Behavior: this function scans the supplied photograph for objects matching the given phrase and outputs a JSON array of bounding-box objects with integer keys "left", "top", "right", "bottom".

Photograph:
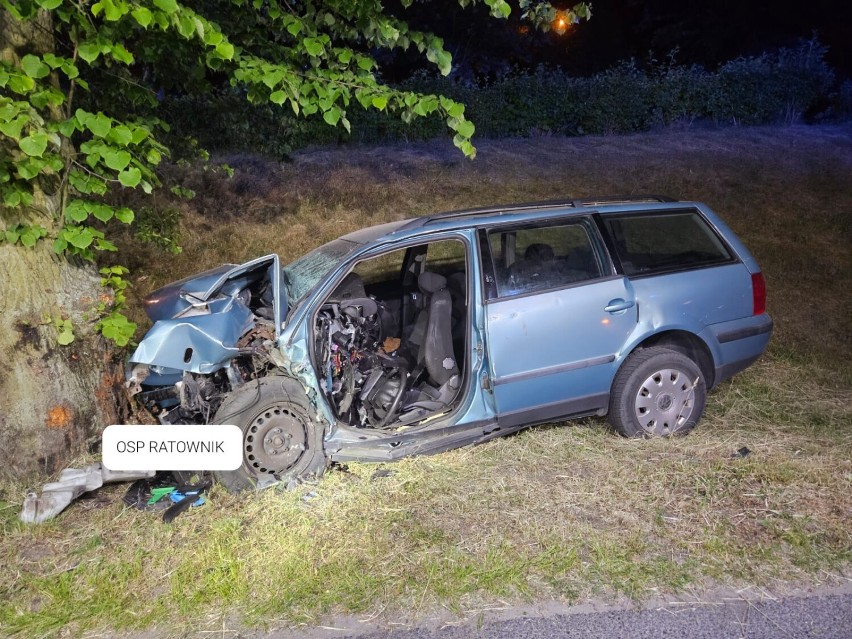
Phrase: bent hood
[{"left": 130, "top": 255, "right": 284, "bottom": 375}]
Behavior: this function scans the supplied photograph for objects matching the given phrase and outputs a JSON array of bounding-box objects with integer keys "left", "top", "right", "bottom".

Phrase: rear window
[{"left": 602, "top": 211, "right": 733, "bottom": 276}]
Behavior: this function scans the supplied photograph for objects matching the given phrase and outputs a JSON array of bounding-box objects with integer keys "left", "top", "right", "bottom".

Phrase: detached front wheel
[
  {"left": 609, "top": 346, "right": 706, "bottom": 437},
  {"left": 213, "top": 376, "right": 326, "bottom": 492}
]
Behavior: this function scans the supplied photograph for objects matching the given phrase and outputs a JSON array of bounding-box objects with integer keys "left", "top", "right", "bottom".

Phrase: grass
[{"left": 1, "top": 124, "right": 851, "bottom": 637}]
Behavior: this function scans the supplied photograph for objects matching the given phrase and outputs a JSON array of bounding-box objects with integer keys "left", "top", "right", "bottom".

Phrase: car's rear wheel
[
  {"left": 213, "top": 376, "right": 326, "bottom": 492},
  {"left": 609, "top": 346, "right": 706, "bottom": 437}
]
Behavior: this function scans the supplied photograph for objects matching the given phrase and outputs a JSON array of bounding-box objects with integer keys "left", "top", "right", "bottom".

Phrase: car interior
[{"left": 313, "top": 239, "right": 468, "bottom": 430}]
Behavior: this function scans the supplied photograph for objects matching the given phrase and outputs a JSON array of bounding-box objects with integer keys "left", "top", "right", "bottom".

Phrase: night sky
[{"left": 386, "top": 0, "right": 852, "bottom": 80}]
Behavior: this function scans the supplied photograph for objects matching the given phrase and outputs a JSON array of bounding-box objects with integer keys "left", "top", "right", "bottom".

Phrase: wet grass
[{"left": 1, "top": 124, "right": 851, "bottom": 637}]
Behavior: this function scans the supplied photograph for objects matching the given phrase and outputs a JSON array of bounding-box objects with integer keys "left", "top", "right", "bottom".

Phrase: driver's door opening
[{"left": 314, "top": 238, "right": 468, "bottom": 430}]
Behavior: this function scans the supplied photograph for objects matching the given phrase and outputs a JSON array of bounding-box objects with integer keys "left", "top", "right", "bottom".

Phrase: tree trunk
[
  {"left": 0, "top": 242, "right": 130, "bottom": 480},
  {"left": 0, "top": 10, "right": 129, "bottom": 481}
]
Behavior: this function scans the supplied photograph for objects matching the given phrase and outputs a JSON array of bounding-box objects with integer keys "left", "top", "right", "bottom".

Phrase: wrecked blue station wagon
[{"left": 126, "top": 196, "right": 772, "bottom": 490}]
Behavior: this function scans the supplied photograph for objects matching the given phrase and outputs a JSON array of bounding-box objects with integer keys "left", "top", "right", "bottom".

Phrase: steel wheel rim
[
  {"left": 633, "top": 367, "right": 695, "bottom": 435},
  {"left": 244, "top": 403, "right": 308, "bottom": 476}
]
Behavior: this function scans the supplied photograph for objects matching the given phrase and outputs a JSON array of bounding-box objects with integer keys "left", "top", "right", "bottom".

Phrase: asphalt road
[{"left": 270, "top": 587, "right": 852, "bottom": 639}]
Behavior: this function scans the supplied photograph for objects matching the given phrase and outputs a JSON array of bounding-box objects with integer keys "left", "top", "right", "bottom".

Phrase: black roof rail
[{"left": 398, "top": 194, "right": 678, "bottom": 231}]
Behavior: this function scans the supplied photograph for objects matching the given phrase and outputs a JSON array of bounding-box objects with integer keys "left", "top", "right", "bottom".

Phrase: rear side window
[
  {"left": 487, "top": 221, "right": 604, "bottom": 297},
  {"left": 601, "top": 211, "right": 733, "bottom": 276}
]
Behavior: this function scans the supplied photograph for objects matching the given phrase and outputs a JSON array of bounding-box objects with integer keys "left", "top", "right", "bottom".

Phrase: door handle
[{"left": 604, "top": 298, "right": 635, "bottom": 313}]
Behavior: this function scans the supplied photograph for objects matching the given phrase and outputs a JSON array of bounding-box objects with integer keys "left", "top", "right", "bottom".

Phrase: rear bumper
[{"left": 708, "top": 314, "right": 773, "bottom": 386}]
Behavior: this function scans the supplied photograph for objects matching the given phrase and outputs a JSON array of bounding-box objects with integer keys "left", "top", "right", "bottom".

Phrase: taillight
[{"left": 751, "top": 272, "right": 766, "bottom": 315}]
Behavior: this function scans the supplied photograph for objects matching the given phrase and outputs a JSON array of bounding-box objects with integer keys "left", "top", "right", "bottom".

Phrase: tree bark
[{"left": 1, "top": 10, "right": 129, "bottom": 481}]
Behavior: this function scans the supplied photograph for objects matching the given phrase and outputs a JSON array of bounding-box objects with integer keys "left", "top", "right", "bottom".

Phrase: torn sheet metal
[{"left": 20, "top": 464, "right": 155, "bottom": 524}]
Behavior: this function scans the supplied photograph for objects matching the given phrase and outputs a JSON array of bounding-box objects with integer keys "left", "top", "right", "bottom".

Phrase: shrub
[{"left": 164, "top": 39, "right": 840, "bottom": 156}]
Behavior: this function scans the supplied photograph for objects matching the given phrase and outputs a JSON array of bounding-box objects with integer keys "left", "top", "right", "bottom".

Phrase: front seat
[{"left": 399, "top": 272, "right": 461, "bottom": 422}]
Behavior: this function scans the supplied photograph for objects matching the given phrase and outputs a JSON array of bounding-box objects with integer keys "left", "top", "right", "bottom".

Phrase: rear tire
[
  {"left": 213, "top": 376, "right": 326, "bottom": 492},
  {"left": 609, "top": 346, "right": 706, "bottom": 437}
]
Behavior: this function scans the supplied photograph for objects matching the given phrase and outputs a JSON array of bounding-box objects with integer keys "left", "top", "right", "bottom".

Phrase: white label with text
[{"left": 102, "top": 424, "right": 242, "bottom": 470}]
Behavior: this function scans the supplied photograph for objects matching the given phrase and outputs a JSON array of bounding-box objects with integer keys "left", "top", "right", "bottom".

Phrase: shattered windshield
[{"left": 283, "top": 238, "right": 360, "bottom": 304}]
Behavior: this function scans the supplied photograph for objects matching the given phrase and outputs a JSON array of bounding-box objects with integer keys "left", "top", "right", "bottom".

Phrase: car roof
[{"left": 340, "top": 195, "right": 690, "bottom": 245}]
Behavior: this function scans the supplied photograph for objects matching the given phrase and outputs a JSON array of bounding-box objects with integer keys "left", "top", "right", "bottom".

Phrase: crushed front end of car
[{"left": 126, "top": 255, "right": 289, "bottom": 425}]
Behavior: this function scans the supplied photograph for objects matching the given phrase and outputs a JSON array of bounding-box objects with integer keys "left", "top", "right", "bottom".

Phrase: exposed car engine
[{"left": 315, "top": 299, "right": 410, "bottom": 429}]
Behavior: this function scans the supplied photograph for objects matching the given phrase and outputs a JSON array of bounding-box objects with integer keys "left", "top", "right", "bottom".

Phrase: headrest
[
  {"left": 524, "top": 243, "right": 554, "bottom": 262},
  {"left": 418, "top": 271, "right": 447, "bottom": 294}
]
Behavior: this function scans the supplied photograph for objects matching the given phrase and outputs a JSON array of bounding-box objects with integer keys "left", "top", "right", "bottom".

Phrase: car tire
[
  {"left": 609, "top": 346, "right": 706, "bottom": 438},
  {"left": 213, "top": 376, "right": 326, "bottom": 492}
]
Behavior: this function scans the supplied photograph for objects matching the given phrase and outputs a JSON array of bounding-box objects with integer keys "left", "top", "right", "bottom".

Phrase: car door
[{"left": 480, "top": 218, "right": 638, "bottom": 427}]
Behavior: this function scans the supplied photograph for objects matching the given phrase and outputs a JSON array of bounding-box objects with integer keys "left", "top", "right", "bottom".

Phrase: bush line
[{"left": 164, "top": 39, "right": 848, "bottom": 158}]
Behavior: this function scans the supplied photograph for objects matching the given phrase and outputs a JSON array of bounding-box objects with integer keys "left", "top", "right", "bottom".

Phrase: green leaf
[
  {"left": 104, "top": 149, "right": 131, "bottom": 171},
  {"left": 146, "top": 148, "right": 162, "bottom": 164},
  {"left": 17, "top": 157, "right": 47, "bottom": 179},
  {"left": 441, "top": 97, "right": 464, "bottom": 118},
  {"left": 132, "top": 7, "right": 152, "bottom": 27},
  {"left": 4, "top": 190, "right": 20, "bottom": 207},
  {"left": 436, "top": 50, "right": 452, "bottom": 76},
  {"left": 37, "top": 0, "right": 63, "bottom": 9},
  {"left": 203, "top": 29, "right": 223, "bottom": 46},
  {"left": 20, "top": 225, "right": 46, "bottom": 247},
  {"left": 110, "top": 44, "right": 134, "bottom": 65},
  {"left": 0, "top": 115, "right": 27, "bottom": 140},
  {"left": 92, "top": 204, "right": 114, "bottom": 222},
  {"left": 107, "top": 125, "right": 133, "bottom": 146},
  {"left": 269, "top": 90, "right": 286, "bottom": 105},
  {"left": 323, "top": 106, "right": 341, "bottom": 126},
  {"left": 67, "top": 227, "right": 95, "bottom": 249},
  {"left": 118, "top": 166, "right": 141, "bottom": 187},
  {"left": 262, "top": 69, "right": 285, "bottom": 89},
  {"left": 65, "top": 200, "right": 89, "bottom": 222},
  {"left": 98, "top": 313, "right": 136, "bottom": 346},
  {"left": 19, "top": 132, "right": 48, "bottom": 157},
  {"left": 215, "top": 41, "right": 235, "bottom": 60},
  {"left": 52, "top": 237, "right": 68, "bottom": 253},
  {"left": 87, "top": 114, "right": 111, "bottom": 138},
  {"left": 57, "top": 327, "right": 75, "bottom": 345},
  {"left": 153, "top": 0, "right": 177, "bottom": 13},
  {"left": 60, "top": 61, "right": 79, "bottom": 79},
  {"left": 303, "top": 37, "right": 324, "bottom": 57},
  {"left": 456, "top": 119, "right": 475, "bottom": 138},
  {"left": 7, "top": 74, "right": 35, "bottom": 94},
  {"left": 21, "top": 55, "right": 50, "bottom": 79},
  {"left": 115, "top": 207, "right": 134, "bottom": 223},
  {"left": 78, "top": 42, "right": 101, "bottom": 63},
  {"left": 100, "top": 0, "right": 127, "bottom": 21},
  {"left": 371, "top": 95, "right": 388, "bottom": 110},
  {"left": 130, "top": 126, "right": 149, "bottom": 144}
]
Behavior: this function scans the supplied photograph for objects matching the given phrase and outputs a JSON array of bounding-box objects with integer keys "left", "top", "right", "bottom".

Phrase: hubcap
[
  {"left": 634, "top": 368, "right": 695, "bottom": 435},
  {"left": 244, "top": 404, "right": 308, "bottom": 476}
]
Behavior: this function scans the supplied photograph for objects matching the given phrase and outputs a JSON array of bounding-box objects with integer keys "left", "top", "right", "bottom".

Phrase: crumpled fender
[{"left": 129, "top": 302, "right": 254, "bottom": 374}]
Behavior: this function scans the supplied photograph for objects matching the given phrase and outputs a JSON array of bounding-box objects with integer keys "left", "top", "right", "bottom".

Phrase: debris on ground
[
  {"left": 371, "top": 468, "right": 396, "bottom": 481},
  {"left": 20, "top": 464, "right": 156, "bottom": 524},
  {"left": 122, "top": 471, "right": 211, "bottom": 523}
]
